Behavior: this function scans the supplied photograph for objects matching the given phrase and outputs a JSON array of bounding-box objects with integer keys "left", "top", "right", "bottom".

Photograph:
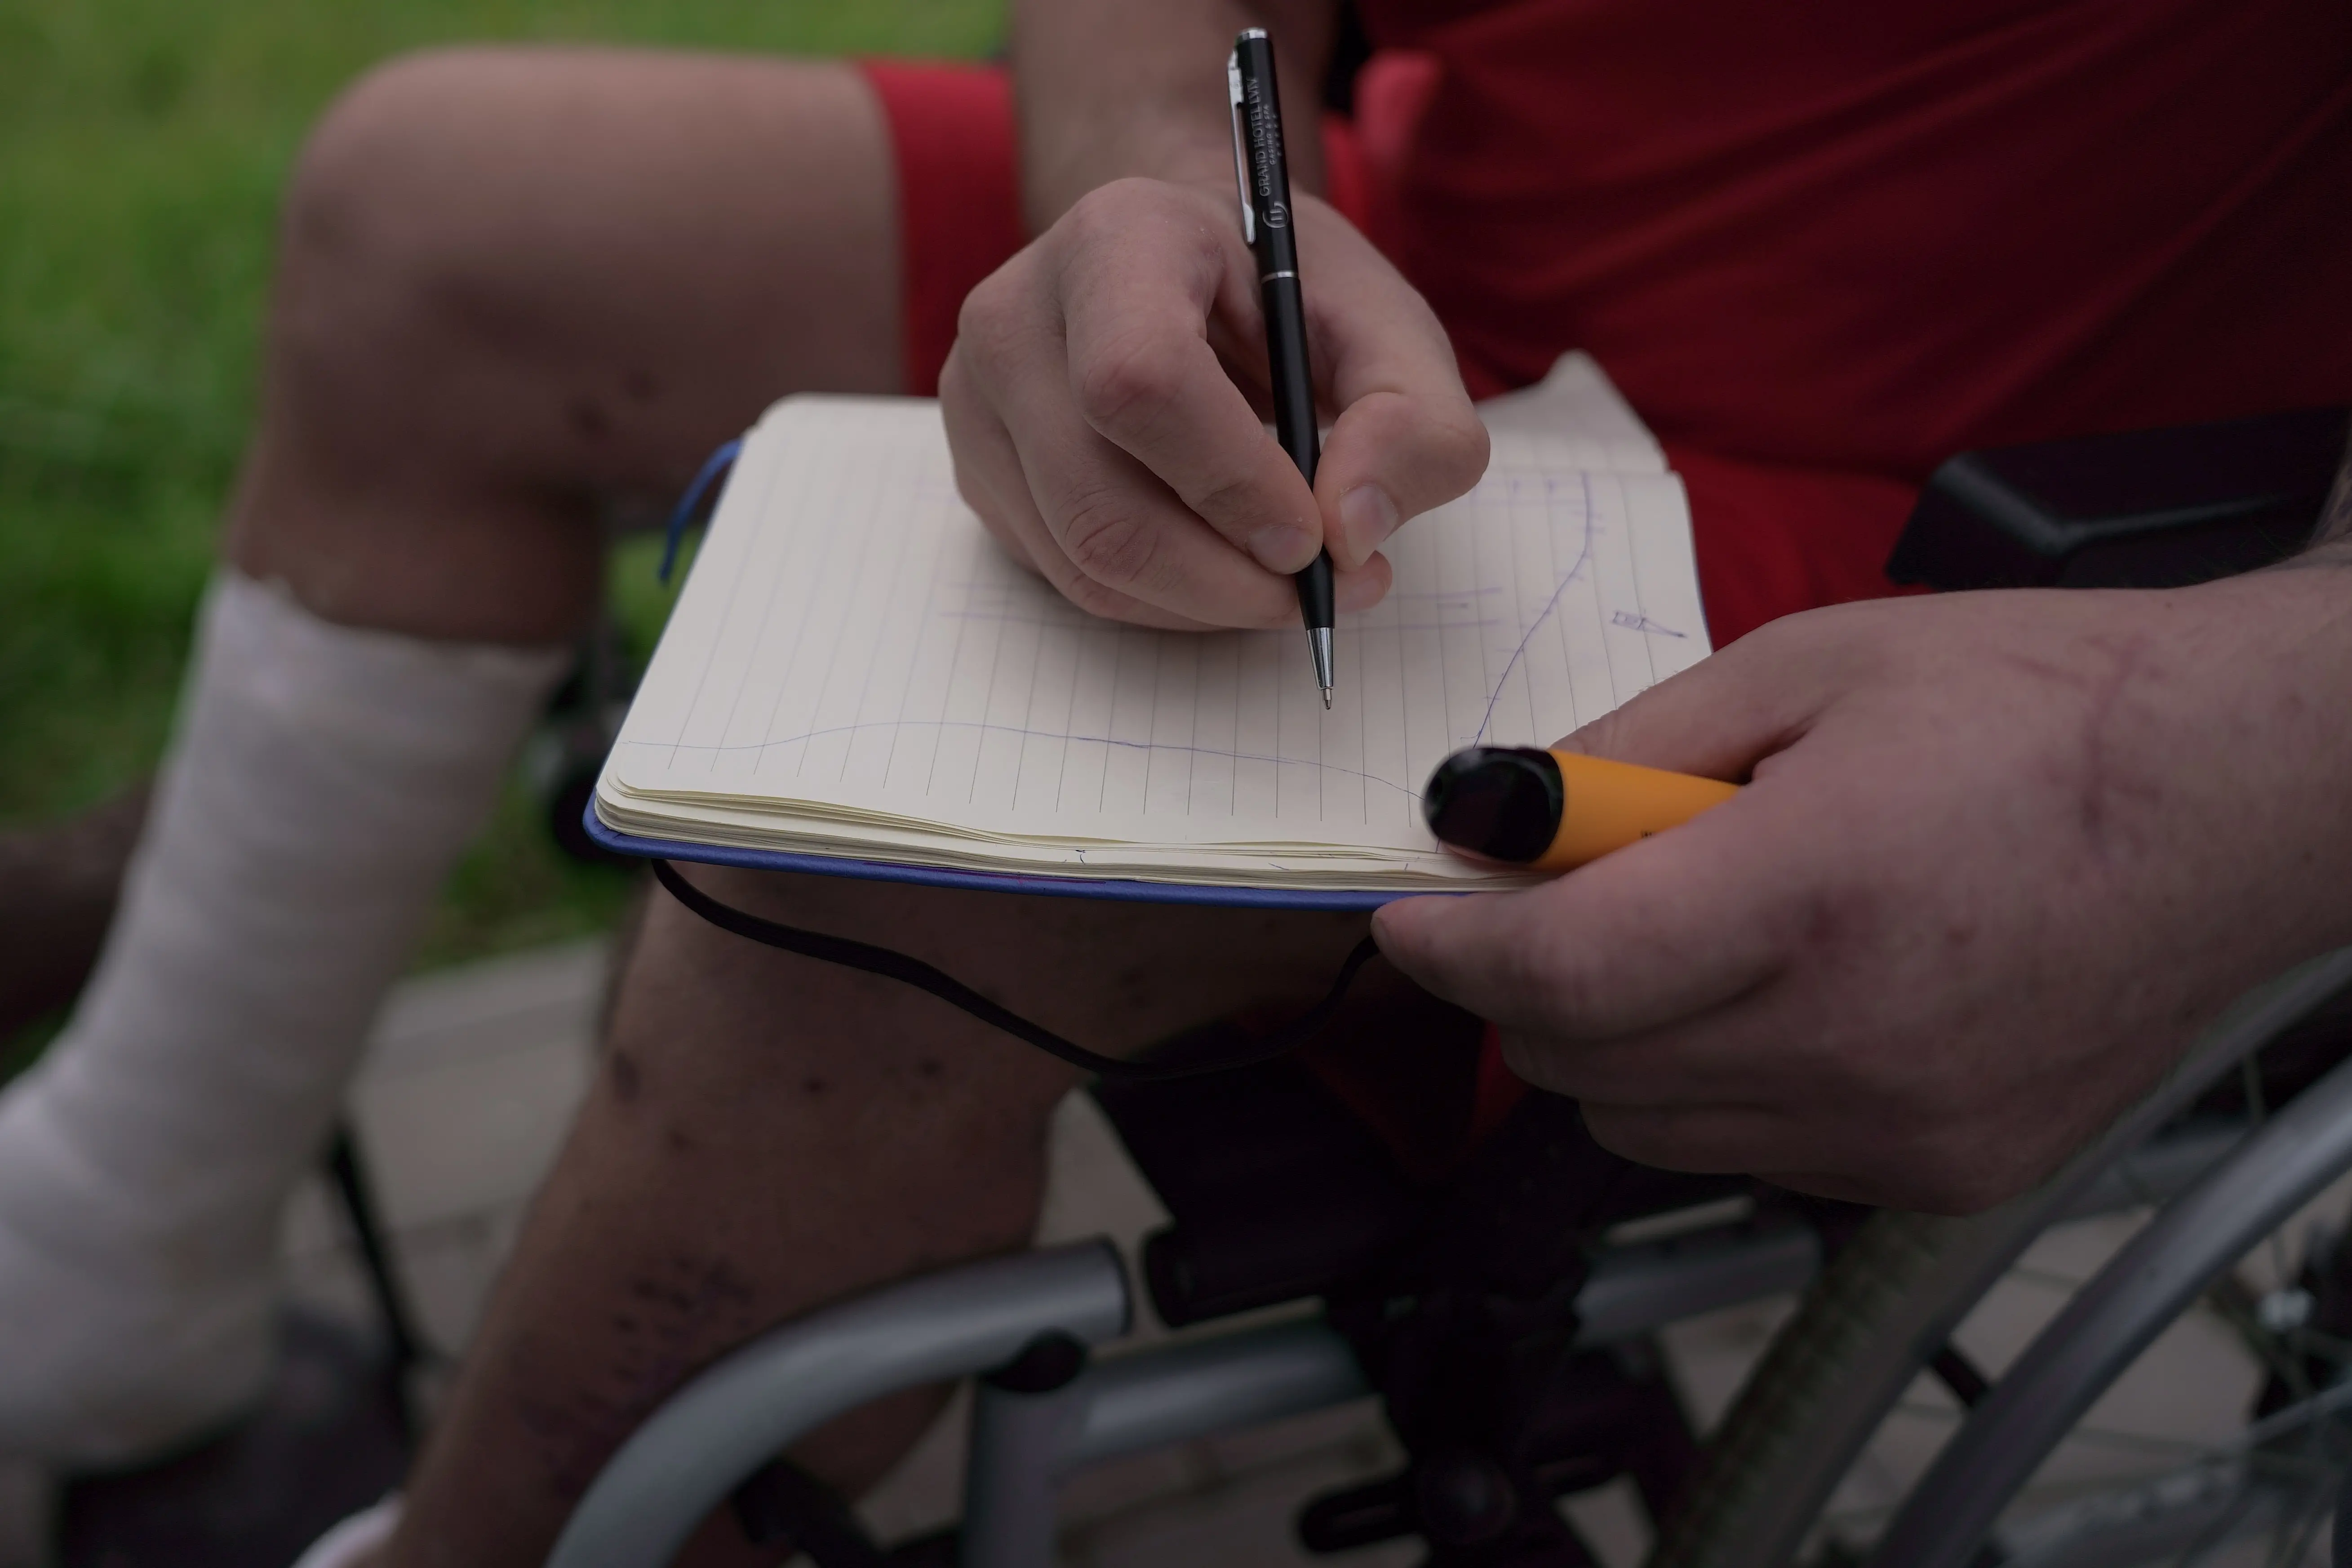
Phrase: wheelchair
[{"left": 528, "top": 407, "right": 2352, "bottom": 1568}]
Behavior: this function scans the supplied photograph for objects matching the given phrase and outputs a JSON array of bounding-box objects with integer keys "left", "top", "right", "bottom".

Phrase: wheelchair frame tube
[
  {"left": 544, "top": 954, "right": 2352, "bottom": 1568},
  {"left": 545, "top": 1240, "right": 1130, "bottom": 1568},
  {"left": 963, "top": 1316, "right": 1368, "bottom": 1568}
]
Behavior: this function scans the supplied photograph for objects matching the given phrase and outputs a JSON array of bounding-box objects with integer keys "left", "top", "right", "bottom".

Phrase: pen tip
[{"left": 1322, "top": 689, "right": 1333, "bottom": 710}]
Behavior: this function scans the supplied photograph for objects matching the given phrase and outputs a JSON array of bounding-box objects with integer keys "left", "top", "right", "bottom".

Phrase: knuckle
[
  {"left": 954, "top": 265, "right": 1033, "bottom": 368},
  {"left": 1059, "top": 181, "right": 1137, "bottom": 247},
  {"left": 1059, "top": 486, "right": 1163, "bottom": 590},
  {"left": 1016, "top": 529, "right": 1122, "bottom": 617},
  {"left": 1189, "top": 471, "right": 1268, "bottom": 532},
  {"left": 1073, "top": 331, "right": 1189, "bottom": 441},
  {"left": 1063, "top": 177, "right": 1193, "bottom": 247}
]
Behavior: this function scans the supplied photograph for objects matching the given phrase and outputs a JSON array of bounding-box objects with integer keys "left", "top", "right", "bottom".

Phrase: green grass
[{"left": 0, "top": 0, "right": 1001, "bottom": 969}]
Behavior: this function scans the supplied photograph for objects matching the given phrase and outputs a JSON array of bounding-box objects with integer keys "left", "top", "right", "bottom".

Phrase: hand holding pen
[{"left": 933, "top": 37, "right": 1486, "bottom": 642}]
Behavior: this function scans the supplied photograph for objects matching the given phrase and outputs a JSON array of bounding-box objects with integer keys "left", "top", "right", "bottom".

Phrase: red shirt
[{"left": 1346, "top": 0, "right": 2352, "bottom": 639}]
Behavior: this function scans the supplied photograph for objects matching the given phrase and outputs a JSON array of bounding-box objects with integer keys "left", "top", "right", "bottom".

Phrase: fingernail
[
  {"left": 1248, "top": 523, "right": 1314, "bottom": 573},
  {"left": 1340, "top": 484, "right": 1400, "bottom": 561}
]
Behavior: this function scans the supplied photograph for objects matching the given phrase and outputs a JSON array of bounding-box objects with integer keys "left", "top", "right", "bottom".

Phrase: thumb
[{"left": 1318, "top": 388, "right": 1491, "bottom": 570}]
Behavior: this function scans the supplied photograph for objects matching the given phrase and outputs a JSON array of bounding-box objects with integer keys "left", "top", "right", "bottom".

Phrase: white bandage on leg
[{"left": 0, "top": 572, "right": 568, "bottom": 1466}]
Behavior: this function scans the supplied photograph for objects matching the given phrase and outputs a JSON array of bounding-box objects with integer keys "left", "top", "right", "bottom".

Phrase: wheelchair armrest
[{"left": 1886, "top": 407, "right": 2347, "bottom": 592}]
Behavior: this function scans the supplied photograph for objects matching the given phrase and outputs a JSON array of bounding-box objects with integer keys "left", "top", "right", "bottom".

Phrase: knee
[{"left": 268, "top": 49, "right": 524, "bottom": 408}]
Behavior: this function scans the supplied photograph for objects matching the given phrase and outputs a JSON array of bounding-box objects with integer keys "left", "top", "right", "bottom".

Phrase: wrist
[
  {"left": 1009, "top": 1, "right": 1334, "bottom": 233},
  {"left": 1020, "top": 122, "right": 1239, "bottom": 233},
  {"left": 2157, "top": 569, "right": 2352, "bottom": 964}
]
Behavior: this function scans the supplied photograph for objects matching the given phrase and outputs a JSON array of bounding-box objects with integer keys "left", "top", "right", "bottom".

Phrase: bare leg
[
  {"left": 222, "top": 44, "right": 1397, "bottom": 1567},
  {"left": 1, "top": 44, "right": 921, "bottom": 1472},
  {"left": 389, "top": 867, "right": 1386, "bottom": 1566},
  {"left": 228, "top": 44, "right": 900, "bottom": 641}
]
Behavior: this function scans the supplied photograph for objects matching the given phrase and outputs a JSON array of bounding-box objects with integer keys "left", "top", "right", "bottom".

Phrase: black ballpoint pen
[{"left": 1228, "top": 29, "right": 1336, "bottom": 708}]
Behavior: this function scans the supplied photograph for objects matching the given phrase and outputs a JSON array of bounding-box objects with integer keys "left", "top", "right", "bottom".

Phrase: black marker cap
[{"left": 1422, "top": 747, "right": 1565, "bottom": 863}]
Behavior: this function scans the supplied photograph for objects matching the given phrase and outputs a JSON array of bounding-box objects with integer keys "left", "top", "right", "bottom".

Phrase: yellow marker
[{"left": 1421, "top": 747, "right": 1739, "bottom": 871}]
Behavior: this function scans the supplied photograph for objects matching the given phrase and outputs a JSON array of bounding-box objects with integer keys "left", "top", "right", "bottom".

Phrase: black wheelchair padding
[
  {"left": 1095, "top": 1012, "right": 1755, "bottom": 1563},
  {"left": 1888, "top": 405, "right": 2346, "bottom": 591}
]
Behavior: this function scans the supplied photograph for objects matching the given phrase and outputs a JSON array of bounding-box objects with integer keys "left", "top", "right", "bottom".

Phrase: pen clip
[{"left": 1226, "top": 49, "right": 1256, "bottom": 247}]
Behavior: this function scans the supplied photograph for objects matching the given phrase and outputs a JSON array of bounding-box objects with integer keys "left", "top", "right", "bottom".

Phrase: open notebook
[{"left": 592, "top": 353, "right": 1711, "bottom": 901}]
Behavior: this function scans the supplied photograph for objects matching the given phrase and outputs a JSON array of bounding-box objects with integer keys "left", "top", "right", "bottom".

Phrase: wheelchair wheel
[{"left": 1654, "top": 951, "right": 2352, "bottom": 1568}]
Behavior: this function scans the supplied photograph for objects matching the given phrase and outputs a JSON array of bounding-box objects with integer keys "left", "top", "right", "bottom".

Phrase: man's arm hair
[{"left": 1010, "top": 0, "right": 1338, "bottom": 232}]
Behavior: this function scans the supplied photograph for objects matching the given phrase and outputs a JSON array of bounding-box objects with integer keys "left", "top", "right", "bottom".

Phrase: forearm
[
  {"left": 2192, "top": 426, "right": 2352, "bottom": 963},
  {"left": 1008, "top": 0, "right": 1335, "bottom": 231}
]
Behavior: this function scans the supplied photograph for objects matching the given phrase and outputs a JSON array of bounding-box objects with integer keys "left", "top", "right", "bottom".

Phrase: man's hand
[
  {"left": 940, "top": 179, "right": 1487, "bottom": 628},
  {"left": 1376, "top": 577, "right": 2352, "bottom": 1213}
]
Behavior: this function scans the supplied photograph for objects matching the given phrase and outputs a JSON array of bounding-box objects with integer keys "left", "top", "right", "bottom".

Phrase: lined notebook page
[{"left": 602, "top": 386, "right": 1708, "bottom": 884}]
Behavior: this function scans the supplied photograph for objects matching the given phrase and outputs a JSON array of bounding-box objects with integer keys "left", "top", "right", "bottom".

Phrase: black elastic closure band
[{"left": 650, "top": 859, "right": 1383, "bottom": 1082}]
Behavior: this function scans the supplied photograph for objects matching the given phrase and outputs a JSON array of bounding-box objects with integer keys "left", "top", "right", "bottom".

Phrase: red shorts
[
  {"left": 858, "top": 60, "right": 1424, "bottom": 402},
  {"left": 857, "top": 58, "right": 1922, "bottom": 645}
]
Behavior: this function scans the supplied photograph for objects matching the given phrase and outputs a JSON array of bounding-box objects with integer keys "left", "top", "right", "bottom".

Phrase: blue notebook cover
[{"left": 584, "top": 804, "right": 1406, "bottom": 911}]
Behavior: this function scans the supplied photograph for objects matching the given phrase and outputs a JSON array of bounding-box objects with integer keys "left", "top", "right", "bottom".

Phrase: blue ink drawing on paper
[{"left": 1611, "top": 610, "right": 1686, "bottom": 639}]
